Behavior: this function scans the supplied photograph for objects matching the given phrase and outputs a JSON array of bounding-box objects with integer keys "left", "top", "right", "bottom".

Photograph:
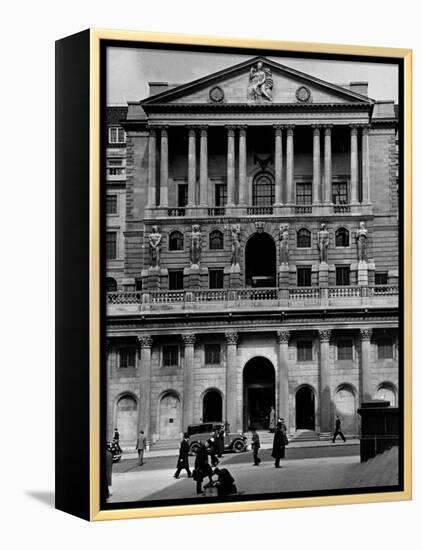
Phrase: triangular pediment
[{"left": 140, "top": 56, "right": 374, "bottom": 107}]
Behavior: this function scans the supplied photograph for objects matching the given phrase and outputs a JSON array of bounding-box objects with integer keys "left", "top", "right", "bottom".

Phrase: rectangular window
[
  {"left": 337, "top": 339, "right": 353, "bottom": 360},
  {"left": 204, "top": 344, "right": 221, "bottom": 365},
  {"left": 332, "top": 181, "right": 349, "bottom": 204},
  {"left": 296, "top": 182, "right": 312, "bottom": 205},
  {"left": 209, "top": 269, "right": 224, "bottom": 289},
  {"left": 378, "top": 338, "right": 394, "bottom": 359},
  {"left": 297, "top": 340, "right": 313, "bottom": 362},
  {"left": 119, "top": 347, "right": 136, "bottom": 368},
  {"left": 178, "top": 184, "right": 188, "bottom": 207},
  {"left": 169, "top": 270, "right": 184, "bottom": 290},
  {"left": 297, "top": 266, "right": 312, "bottom": 287},
  {"left": 135, "top": 278, "right": 142, "bottom": 291},
  {"left": 109, "top": 127, "right": 126, "bottom": 144},
  {"left": 163, "top": 345, "right": 179, "bottom": 367},
  {"left": 106, "top": 195, "right": 118, "bottom": 215},
  {"left": 375, "top": 272, "right": 388, "bottom": 285},
  {"left": 215, "top": 184, "right": 227, "bottom": 206},
  {"left": 106, "top": 232, "right": 117, "bottom": 260},
  {"left": 336, "top": 266, "right": 350, "bottom": 286}
]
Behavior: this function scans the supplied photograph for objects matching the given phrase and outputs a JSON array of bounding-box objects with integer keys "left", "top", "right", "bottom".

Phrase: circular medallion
[
  {"left": 209, "top": 86, "right": 224, "bottom": 103},
  {"left": 296, "top": 86, "right": 311, "bottom": 103}
]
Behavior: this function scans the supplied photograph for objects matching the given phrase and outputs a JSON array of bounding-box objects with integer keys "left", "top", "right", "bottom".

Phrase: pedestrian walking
[
  {"left": 206, "top": 436, "right": 220, "bottom": 467},
  {"left": 113, "top": 427, "right": 122, "bottom": 454},
  {"left": 135, "top": 430, "right": 147, "bottom": 465},
  {"left": 193, "top": 443, "right": 213, "bottom": 495},
  {"left": 212, "top": 467, "right": 237, "bottom": 496},
  {"left": 271, "top": 421, "right": 286, "bottom": 468},
  {"left": 174, "top": 432, "right": 192, "bottom": 479},
  {"left": 332, "top": 415, "right": 346, "bottom": 443},
  {"left": 217, "top": 425, "right": 225, "bottom": 458},
  {"left": 251, "top": 428, "right": 261, "bottom": 465}
]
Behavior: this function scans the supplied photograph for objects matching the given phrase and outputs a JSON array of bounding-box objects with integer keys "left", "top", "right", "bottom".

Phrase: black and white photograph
[{"left": 103, "top": 42, "right": 403, "bottom": 508}]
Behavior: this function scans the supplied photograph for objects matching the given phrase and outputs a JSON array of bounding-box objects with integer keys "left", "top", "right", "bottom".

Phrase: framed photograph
[{"left": 55, "top": 29, "right": 412, "bottom": 521}]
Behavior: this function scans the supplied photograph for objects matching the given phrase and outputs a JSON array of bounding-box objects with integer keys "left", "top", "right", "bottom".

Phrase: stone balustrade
[{"left": 107, "top": 284, "right": 398, "bottom": 312}]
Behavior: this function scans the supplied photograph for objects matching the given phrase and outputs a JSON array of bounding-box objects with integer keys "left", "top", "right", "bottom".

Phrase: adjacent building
[{"left": 106, "top": 57, "right": 399, "bottom": 447}]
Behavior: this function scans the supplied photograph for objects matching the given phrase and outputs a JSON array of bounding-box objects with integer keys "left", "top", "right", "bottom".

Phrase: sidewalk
[{"left": 121, "top": 438, "right": 359, "bottom": 460}]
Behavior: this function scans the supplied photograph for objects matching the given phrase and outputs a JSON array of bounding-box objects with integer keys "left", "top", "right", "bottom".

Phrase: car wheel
[
  {"left": 189, "top": 443, "right": 201, "bottom": 455},
  {"left": 232, "top": 439, "right": 246, "bottom": 453}
]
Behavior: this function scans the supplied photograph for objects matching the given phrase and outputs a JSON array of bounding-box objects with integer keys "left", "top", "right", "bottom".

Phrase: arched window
[
  {"left": 297, "top": 228, "right": 311, "bottom": 248},
  {"left": 209, "top": 230, "right": 224, "bottom": 250},
  {"left": 169, "top": 231, "right": 184, "bottom": 251},
  {"left": 252, "top": 172, "right": 274, "bottom": 206},
  {"left": 335, "top": 227, "right": 349, "bottom": 247},
  {"left": 106, "top": 277, "right": 117, "bottom": 292}
]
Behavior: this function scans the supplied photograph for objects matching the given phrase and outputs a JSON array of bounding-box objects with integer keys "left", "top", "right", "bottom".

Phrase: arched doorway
[
  {"left": 245, "top": 233, "right": 276, "bottom": 287},
  {"left": 375, "top": 383, "right": 397, "bottom": 406},
  {"left": 202, "top": 389, "right": 223, "bottom": 422},
  {"left": 115, "top": 394, "right": 138, "bottom": 444},
  {"left": 334, "top": 385, "right": 357, "bottom": 433},
  {"left": 295, "top": 386, "right": 315, "bottom": 430},
  {"left": 243, "top": 357, "right": 275, "bottom": 431},
  {"left": 159, "top": 392, "right": 182, "bottom": 439}
]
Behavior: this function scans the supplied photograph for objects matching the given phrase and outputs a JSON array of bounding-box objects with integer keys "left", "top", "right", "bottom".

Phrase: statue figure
[
  {"left": 231, "top": 224, "right": 242, "bottom": 266},
  {"left": 148, "top": 225, "right": 162, "bottom": 268},
  {"left": 356, "top": 221, "right": 368, "bottom": 262},
  {"left": 247, "top": 61, "right": 273, "bottom": 101},
  {"left": 317, "top": 223, "right": 329, "bottom": 263},
  {"left": 190, "top": 224, "right": 202, "bottom": 266},
  {"left": 279, "top": 224, "right": 290, "bottom": 265}
]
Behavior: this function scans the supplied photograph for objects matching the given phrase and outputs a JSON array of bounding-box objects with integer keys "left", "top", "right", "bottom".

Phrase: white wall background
[{"left": 0, "top": 0, "right": 419, "bottom": 546}]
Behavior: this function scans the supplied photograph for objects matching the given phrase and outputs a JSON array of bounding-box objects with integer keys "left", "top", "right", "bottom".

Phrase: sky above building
[{"left": 106, "top": 46, "right": 399, "bottom": 105}]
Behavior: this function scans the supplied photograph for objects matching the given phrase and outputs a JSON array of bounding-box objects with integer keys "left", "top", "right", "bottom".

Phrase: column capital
[
  {"left": 319, "top": 329, "right": 332, "bottom": 343},
  {"left": 198, "top": 125, "right": 208, "bottom": 136},
  {"left": 187, "top": 126, "right": 197, "bottom": 136},
  {"left": 277, "top": 330, "right": 290, "bottom": 344},
  {"left": 237, "top": 124, "right": 248, "bottom": 131},
  {"left": 285, "top": 124, "right": 295, "bottom": 135},
  {"left": 273, "top": 124, "right": 283, "bottom": 136},
  {"left": 312, "top": 124, "right": 322, "bottom": 132},
  {"left": 160, "top": 126, "right": 168, "bottom": 137},
  {"left": 182, "top": 333, "right": 196, "bottom": 347},
  {"left": 226, "top": 125, "right": 236, "bottom": 136},
  {"left": 147, "top": 126, "right": 157, "bottom": 137},
  {"left": 361, "top": 124, "right": 370, "bottom": 134},
  {"left": 137, "top": 335, "right": 153, "bottom": 349},
  {"left": 225, "top": 331, "right": 238, "bottom": 345},
  {"left": 349, "top": 124, "right": 359, "bottom": 134},
  {"left": 360, "top": 328, "right": 373, "bottom": 341},
  {"left": 323, "top": 124, "right": 333, "bottom": 130}
]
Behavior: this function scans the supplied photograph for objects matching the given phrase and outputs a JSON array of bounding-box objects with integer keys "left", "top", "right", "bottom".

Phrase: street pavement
[{"left": 107, "top": 442, "right": 397, "bottom": 504}]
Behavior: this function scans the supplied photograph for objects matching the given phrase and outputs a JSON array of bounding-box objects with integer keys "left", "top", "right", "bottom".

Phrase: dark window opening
[
  {"left": 119, "top": 347, "right": 136, "bottom": 368},
  {"left": 163, "top": 345, "right": 179, "bottom": 367},
  {"left": 296, "top": 182, "right": 312, "bottom": 205},
  {"left": 106, "top": 232, "right": 117, "bottom": 260},
  {"left": 209, "top": 269, "right": 224, "bottom": 289},
  {"left": 297, "top": 340, "right": 313, "bottom": 362},
  {"left": 169, "top": 231, "right": 184, "bottom": 251},
  {"left": 106, "top": 195, "right": 117, "bottom": 215},
  {"left": 337, "top": 339, "right": 353, "bottom": 360},
  {"left": 297, "top": 228, "right": 311, "bottom": 248},
  {"left": 215, "top": 184, "right": 227, "bottom": 206},
  {"left": 332, "top": 182, "right": 349, "bottom": 204},
  {"left": 106, "top": 277, "right": 117, "bottom": 292},
  {"left": 209, "top": 230, "right": 224, "bottom": 250},
  {"left": 252, "top": 173, "right": 275, "bottom": 206},
  {"left": 336, "top": 266, "right": 350, "bottom": 286},
  {"left": 378, "top": 338, "right": 394, "bottom": 359},
  {"left": 205, "top": 344, "right": 221, "bottom": 365},
  {"left": 335, "top": 228, "right": 350, "bottom": 247},
  {"left": 297, "top": 266, "right": 312, "bottom": 287},
  {"left": 169, "top": 270, "right": 184, "bottom": 290},
  {"left": 178, "top": 184, "right": 188, "bottom": 207},
  {"left": 375, "top": 272, "right": 388, "bottom": 285}
]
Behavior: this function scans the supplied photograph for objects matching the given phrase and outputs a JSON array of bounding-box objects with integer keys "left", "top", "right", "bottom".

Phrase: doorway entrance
[
  {"left": 243, "top": 357, "right": 275, "bottom": 431},
  {"left": 202, "top": 389, "right": 223, "bottom": 422},
  {"left": 295, "top": 386, "right": 315, "bottom": 430},
  {"left": 245, "top": 232, "right": 276, "bottom": 287},
  {"left": 159, "top": 392, "right": 181, "bottom": 439}
]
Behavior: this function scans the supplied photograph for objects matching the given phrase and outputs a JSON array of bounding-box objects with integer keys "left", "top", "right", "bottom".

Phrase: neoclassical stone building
[{"left": 106, "top": 57, "right": 399, "bottom": 446}]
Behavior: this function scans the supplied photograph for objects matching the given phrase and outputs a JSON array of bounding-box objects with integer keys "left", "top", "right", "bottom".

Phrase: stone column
[
  {"left": 323, "top": 125, "right": 332, "bottom": 204},
  {"left": 225, "top": 331, "right": 239, "bottom": 431},
  {"left": 277, "top": 330, "right": 290, "bottom": 430},
  {"left": 137, "top": 335, "right": 153, "bottom": 440},
  {"left": 312, "top": 125, "right": 321, "bottom": 204},
  {"left": 159, "top": 127, "right": 168, "bottom": 207},
  {"left": 199, "top": 127, "right": 208, "bottom": 207},
  {"left": 319, "top": 329, "right": 332, "bottom": 435},
  {"left": 362, "top": 125, "right": 371, "bottom": 204},
  {"left": 238, "top": 126, "right": 247, "bottom": 206},
  {"left": 187, "top": 127, "right": 196, "bottom": 207},
  {"left": 350, "top": 125, "right": 359, "bottom": 205},
  {"left": 147, "top": 128, "right": 157, "bottom": 207},
  {"left": 360, "top": 329, "right": 373, "bottom": 403},
  {"left": 274, "top": 125, "right": 283, "bottom": 205},
  {"left": 182, "top": 333, "right": 196, "bottom": 429},
  {"left": 227, "top": 126, "right": 236, "bottom": 207},
  {"left": 286, "top": 125, "right": 295, "bottom": 204}
]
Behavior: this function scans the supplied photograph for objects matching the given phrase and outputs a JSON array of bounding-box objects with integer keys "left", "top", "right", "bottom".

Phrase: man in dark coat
[
  {"left": 213, "top": 467, "right": 237, "bottom": 496},
  {"left": 217, "top": 426, "right": 225, "bottom": 458},
  {"left": 102, "top": 444, "right": 114, "bottom": 500},
  {"left": 193, "top": 443, "right": 213, "bottom": 495},
  {"left": 251, "top": 428, "right": 261, "bottom": 466},
  {"left": 174, "top": 433, "right": 192, "bottom": 479},
  {"left": 113, "top": 428, "right": 122, "bottom": 454},
  {"left": 271, "top": 421, "right": 286, "bottom": 468},
  {"left": 206, "top": 436, "right": 220, "bottom": 467},
  {"left": 332, "top": 415, "right": 347, "bottom": 443}
]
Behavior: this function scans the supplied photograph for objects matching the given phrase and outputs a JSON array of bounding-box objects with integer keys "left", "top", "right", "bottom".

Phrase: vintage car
[{"left": 186, "top": 422, "right": 248, "bottom": 455}]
